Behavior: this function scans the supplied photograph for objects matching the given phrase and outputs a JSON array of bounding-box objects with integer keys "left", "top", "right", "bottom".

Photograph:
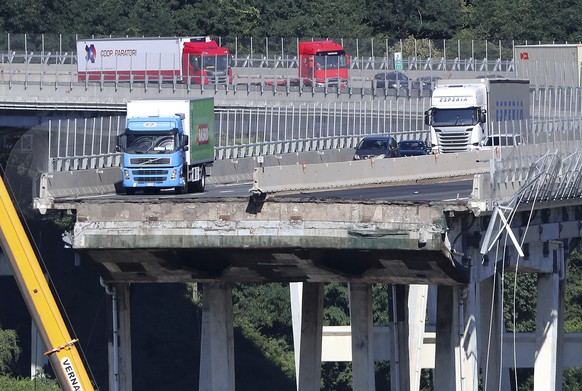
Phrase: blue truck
[{"left": 116, "top": 98, "right": 214, "bottom": 194}]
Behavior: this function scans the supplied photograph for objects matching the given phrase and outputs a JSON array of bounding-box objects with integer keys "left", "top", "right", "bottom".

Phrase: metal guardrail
[{"left": 0, "top": 34, "right": 522, "bottom": 71}]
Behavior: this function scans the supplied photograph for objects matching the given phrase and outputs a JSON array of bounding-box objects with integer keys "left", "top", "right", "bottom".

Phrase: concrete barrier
[{"left": 252, "top": 151, "right": 492, "bottom": 193}]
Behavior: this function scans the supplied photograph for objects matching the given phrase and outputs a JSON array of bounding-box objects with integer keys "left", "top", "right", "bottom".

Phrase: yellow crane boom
[{"left": 0, "top": 176, "right": 94, "bottom": 391}]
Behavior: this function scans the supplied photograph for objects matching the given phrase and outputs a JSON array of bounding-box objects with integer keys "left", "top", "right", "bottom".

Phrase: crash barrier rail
[
  {"left": 0, "top": 63, "right": 483, "bottom": 96},
  {"left": 252, "top": 139, "right": 582, "bottom": 209},
  {"left": 27, "top": 98, "right": 429, "bottom": 173},
  {"left": 0, "top": 34, "right": 527, "bottom": 71},
  {"left": 4, "top": 85, "right": 580, "bottom": 176},
  {"left": 252, "top": 150, "right": 491, "bottom": 194}
]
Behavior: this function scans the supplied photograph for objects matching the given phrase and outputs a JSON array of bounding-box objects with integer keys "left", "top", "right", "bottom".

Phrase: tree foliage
[
  {"left": 0, "top": 375, "right": 59, "bottom": 390},
  {"left": 1, "top": 0, "right": 582, "bottom": 42},
  {"left": 0, "top": 327, "right": 20, "bottom": 375}
]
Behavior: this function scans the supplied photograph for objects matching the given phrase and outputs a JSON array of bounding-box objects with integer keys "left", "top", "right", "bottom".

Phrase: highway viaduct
[
  {"left": 43, "top": 142, "right": 582, "bottom": 391},
  {"left": 1, "top": 64, "right": 582, "bottom": 390}
]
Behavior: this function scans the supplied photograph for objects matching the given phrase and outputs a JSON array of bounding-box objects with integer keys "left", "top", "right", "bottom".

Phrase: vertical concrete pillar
[
  {"left": 533, "top": 271, "right": 559, "bottom": 391},
  {"left": 408, "top": 284, "right": 428, "bottom": 391},
  {"left": 290, "top": 282, "right": 303, "bottom": 390},
  {"left": 349, "top": 283, "right": 375, "bottom": 391},
  {"left": 479, "top": 275, "right": 507, "bottom": 391},
  {"left": 533, "top": 242, "right": 564, "bottom": 391},
  {"left": 30, "top": 321, "right": 48, "bottom": 378},
  {"left": 199, "top": 282, "right": 235, "bottom": 391},
  {"left": 461, "top": 284, "right": 479, "bottom": 391},
  {"left": 434, "top": 285, "right": 460, "bottom": 390},
  {"left": 390, "top": 285, "right": 410, "bottom": 391},
  {"left": 105, "top": 282, "right": 132, "bottom": 391},
  {"left": 116, "top": 283, "right": 132, "bottom": 391},
  {"left": 296, "top": 282, "right": 324, "bottom": 391}
]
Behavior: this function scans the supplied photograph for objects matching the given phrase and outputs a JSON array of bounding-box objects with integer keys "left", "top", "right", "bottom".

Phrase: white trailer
[
  {"left": 514, "top": 44, "right": 582, "bottom": 87},
  {"left": 76, "top": 36, "right": 210, "bottom": 82},
  {"left": 424, "top": 78, "right": 530, "bottom": 153}
]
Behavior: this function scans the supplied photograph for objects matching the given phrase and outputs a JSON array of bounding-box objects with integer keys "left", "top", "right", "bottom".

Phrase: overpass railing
[
  {"left": 0, "top": 33, "right": 523, "bottom": 72},
  {"left": 20, "top": 85, "right": 582, "bottom": 174}
]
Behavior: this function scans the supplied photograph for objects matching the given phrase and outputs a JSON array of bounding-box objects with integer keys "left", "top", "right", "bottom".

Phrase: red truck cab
[
  {"left": 182, "top": 37, "right": 232, "bottom": 85},
  {"left": 298, "top": 40, "right": 349, "bottom": 87}
]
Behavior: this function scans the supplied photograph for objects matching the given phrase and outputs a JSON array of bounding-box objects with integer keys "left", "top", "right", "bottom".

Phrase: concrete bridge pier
[
  {"left": 533, "top": 241, "right": 565, "bottom": 391},
  {"left": 199, "top": 282, "right": 235, "bottom": 391},
  {"left": 104, "top": 282, "right": 132, "bottom": 391},
  {"left": 291, "top": 282, "right": 324, "bottom": 391},
  {"left": 391, "top": 285, "right": 411, "bottom": 391},
  {"left": 408, "top": 284, "right": 429, "bottom": 391},
  {"left": 349, "top": 283, "right": 375, "bottom": 391},
  {"left": 478, "top": 275, "right": 508, "bottom": 391}
]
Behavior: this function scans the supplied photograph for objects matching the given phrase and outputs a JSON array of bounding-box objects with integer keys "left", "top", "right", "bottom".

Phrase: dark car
[
  {"left": 415, "top": 75, "right": 441, "bottom": 91},
  {"left": 353, "top": 135, "right": 400, "bottom": 160},
  {"left": 371, "top": 71, "right": 419, "bottom": 90},
  {"left": 398, "top": 140, "right": 430, "bottom": 156}
]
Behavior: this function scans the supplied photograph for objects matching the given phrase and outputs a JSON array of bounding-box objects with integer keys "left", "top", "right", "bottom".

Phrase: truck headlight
[
  {"left": 170, "top": 169, "right": 177, "bottom": 180},
  {"left": 123, "top": 170, "right": 130, "bottom": 180}
]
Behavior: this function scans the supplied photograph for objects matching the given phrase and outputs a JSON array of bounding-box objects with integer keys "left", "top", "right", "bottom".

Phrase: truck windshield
[
  {"left": 432, "top": 108, "right": 479, "bottom": 127},
  {"left": 315, "top": 53, "right": 347, "bottom": 70},
  {"left": 189, "top": 54, "right": 229, "bottom": 71},
  {"left": 124, "top": 134, "right": 178, "bottom": 154}
]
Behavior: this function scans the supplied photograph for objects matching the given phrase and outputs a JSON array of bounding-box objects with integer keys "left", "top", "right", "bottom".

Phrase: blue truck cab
[
  {"left": 116, "top": 98, "right": 214, "bottom": 195},
  {"left": 117, "top": 115, "right": 188, "bottom": 194}
]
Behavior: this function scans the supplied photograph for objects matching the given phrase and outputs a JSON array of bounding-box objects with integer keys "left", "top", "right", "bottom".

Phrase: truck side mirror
[
  {"left": 424, "top": 110, "right": 431, "bottom": 126},
  {"left": 479, "top": 112, "right": 486, "bottom": 123}
]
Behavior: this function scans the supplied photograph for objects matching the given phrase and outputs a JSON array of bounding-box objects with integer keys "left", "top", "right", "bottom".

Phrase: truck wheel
[
  {"left": 175, "top": 181, "right": 187, "bottom": 194},
  {"left": 175, "top": 170, "right": 188, "bottom": 194},
  {"left": 125, "top": 188, "right": 135, "bottom": 195},
  {"left": 189, "top": 166, "right": 206, "bottom": 193}
]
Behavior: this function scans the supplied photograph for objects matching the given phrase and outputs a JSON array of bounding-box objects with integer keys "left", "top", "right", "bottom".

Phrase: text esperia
[{"left": 437, "top": 97, "right": 469, "bottom": 103}]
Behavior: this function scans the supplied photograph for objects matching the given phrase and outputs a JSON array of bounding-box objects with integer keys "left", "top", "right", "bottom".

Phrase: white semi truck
[
  {"left": 76, "top": 37, "right": 232, "bottom": 84},
  {"left": 424, "top": 78, "right": 530, "bottom": 154}
]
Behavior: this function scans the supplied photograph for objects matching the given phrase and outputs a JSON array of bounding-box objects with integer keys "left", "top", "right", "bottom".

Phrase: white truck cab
[{"left": 424, "top": 79, "right": 530, "bottom": 154}]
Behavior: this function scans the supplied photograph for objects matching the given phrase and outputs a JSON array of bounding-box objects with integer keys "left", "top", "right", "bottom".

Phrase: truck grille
[
  {"left": 206, "top": 72, "right": 228, "bottom": 85},
  {"left": 130, "top": 157, "right": 171, "bottom": 165},
  {"left": 209, "top": 76, "right": 228, "bottom": 84},
  {"left": 133, "top": 169, "right": 169, "bottom": 183},
  {"left": 436, "top": 129, "right": 472, "bottom": 153}
]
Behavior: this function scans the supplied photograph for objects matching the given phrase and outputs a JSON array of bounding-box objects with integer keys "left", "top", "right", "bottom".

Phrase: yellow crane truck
[{"left": 0, "top": 175, "right": 94, "bottom": 390}]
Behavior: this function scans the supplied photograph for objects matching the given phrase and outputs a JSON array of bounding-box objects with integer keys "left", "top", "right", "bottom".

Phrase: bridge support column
[
  {"left": 479, "top": 275, "right": 510, "bottom": 391},
  {"left": 104, "top": 282, "right": 132, "bottom": 391},
  {"left": 199, "top": 282, "right": 235, "bottom": 391},
  {"left": 295, "top": 282, "right": 324, "bottom": 391},
  {"left": 116, "top": 283, "right": 132, "bottom": 391},
  {"left": 462, "top": 284, "right": 479, "bottom": 391},
  {"left": 390, "top": 285, "right": 410, "bottom": 391},
  {"left": 408, "top": 284, "right": 428, "bottom": 391},
  {"left": 434, "top": 285, "right": 461, "bottom": 390},
  {"left": 349, "top": 283, "right": 375, "bottom": 391},
  {"left": 533, "top": 241, "right": 565, "bottom": 391}
]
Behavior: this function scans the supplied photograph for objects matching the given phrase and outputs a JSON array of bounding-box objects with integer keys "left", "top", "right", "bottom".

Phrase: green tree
[
  {"left": 363, "top": 0, "right": 463, "bottom": 39},
  {"left": 0, "top": 327, "right": 20, "bottom": 375},
  {"left": 0, "top": 375, "right": 60, "bottom": 390}
]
